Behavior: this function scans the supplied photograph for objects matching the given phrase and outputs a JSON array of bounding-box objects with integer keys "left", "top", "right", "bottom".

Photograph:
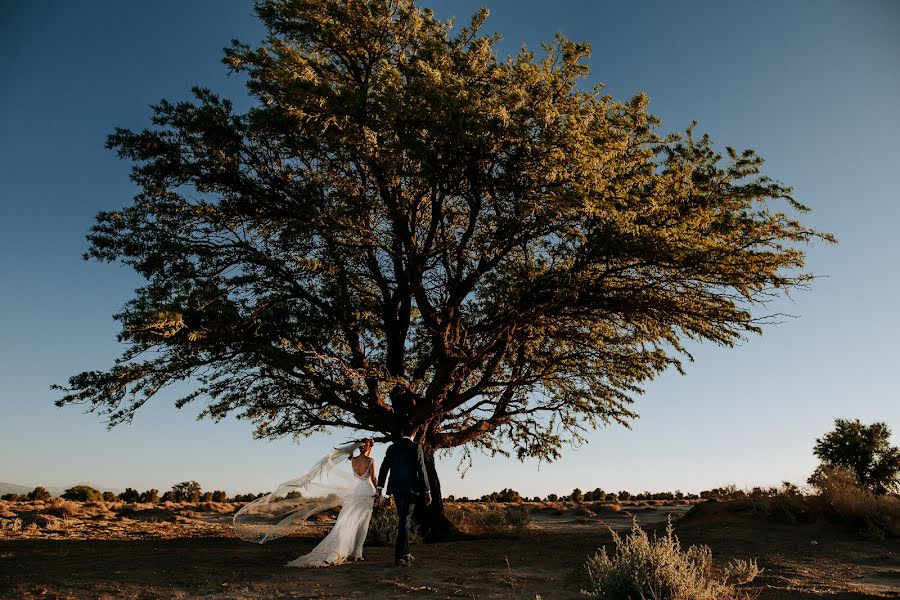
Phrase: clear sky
[{"left": 2, "top": 1, "right": 898, "bottom": 499}]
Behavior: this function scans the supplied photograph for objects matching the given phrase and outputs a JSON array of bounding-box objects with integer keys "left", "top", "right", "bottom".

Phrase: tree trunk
[{"left": 412, "top": 446, "right": 459, "bottom": 541}]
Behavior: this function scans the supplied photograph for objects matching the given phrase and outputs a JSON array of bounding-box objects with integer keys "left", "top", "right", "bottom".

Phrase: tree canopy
[
  {"left": 810, "top": 418, "right": 900, "bottom": 495},
  {"left": 56, "top": 0, "right": 833, "bottom": 474}
]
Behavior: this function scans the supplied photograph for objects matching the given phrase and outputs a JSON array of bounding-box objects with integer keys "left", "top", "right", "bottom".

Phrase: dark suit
[{"left": 377, "top": 438, "right": 431, "bottom": 562}]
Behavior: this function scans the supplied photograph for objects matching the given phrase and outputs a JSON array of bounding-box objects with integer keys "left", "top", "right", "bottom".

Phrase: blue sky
[{"left": 1, "top": 0, "right": 898, "bottom": 498}]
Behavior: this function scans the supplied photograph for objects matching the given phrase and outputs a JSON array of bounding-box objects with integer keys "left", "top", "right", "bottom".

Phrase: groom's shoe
[{"left": 396, "top": 555, "right": 413, "bottom": 567}]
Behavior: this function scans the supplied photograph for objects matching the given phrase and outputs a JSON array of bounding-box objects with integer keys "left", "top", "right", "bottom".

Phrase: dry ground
[{"left": 0, "top": 499, "right": 898, "bottom": 599}]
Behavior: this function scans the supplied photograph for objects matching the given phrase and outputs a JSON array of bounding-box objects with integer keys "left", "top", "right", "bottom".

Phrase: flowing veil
[{"left": 233, "top": 440, "right": 366, "bottom": 544}]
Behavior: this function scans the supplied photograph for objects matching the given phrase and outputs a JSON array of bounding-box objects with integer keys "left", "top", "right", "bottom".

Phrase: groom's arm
[
  {"left": 377, "top": 445, "right": 393, "bottom": 491},
  {"left": 417, "top": 445, "right": 431, "bottom": 496}
]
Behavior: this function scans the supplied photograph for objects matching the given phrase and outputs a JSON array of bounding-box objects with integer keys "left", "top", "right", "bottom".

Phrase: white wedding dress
[
  {"left": 233, "top": 441, "right": 377, "bottom": 567},
  {"left": 286, "top": 460, "right": 375, "bottom": 567}
]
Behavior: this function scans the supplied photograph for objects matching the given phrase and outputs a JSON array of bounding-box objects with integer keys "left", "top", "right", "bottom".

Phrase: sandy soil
[{"left": 1, "top": 500, "right": 898, "bottom": 599}]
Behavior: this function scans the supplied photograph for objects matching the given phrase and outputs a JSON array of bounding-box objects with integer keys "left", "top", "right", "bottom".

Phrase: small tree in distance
[
  {"left": 810, "top": 418, "right": 900, "bottom": 495},
  {"left": 171, "top": 481, "right": 202, "bottom": 503},
  {"left": 61, "top": 485, "right": 102, "bottom": 502},
  {"left": 118, "top": 487, "right": 141, "bottom": 502},
  {"left": 139, "top": 488, "right": 160, "bottom": 504},
  {"left": 27, "top": 487, "right": 52, "bottom": 501}
]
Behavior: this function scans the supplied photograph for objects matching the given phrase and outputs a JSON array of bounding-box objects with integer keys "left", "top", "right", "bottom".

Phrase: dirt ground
[{"left": 1, "top": 500, "right": 898, "bottom": 599}]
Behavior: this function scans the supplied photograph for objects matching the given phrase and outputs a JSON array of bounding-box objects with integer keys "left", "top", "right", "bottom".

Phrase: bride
[{"left": 233, "top": 438, "right": 378, "bottom": 567}]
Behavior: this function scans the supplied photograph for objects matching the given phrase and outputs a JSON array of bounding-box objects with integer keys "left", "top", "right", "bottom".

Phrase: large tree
[{"left": 55, "top": 0, "right": 834, "bottom": 535}]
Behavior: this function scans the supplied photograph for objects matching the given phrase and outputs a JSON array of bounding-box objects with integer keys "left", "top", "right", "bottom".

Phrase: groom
[{"left": 376, "top": 423, "right": 431, "bottom": 566}]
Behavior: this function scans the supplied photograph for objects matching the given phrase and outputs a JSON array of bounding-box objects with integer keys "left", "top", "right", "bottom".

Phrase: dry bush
[
  {"left": 0, "top": 501, "right": 15, "bottom": 519},
  {"left": 812, "top": 466, "right": 900, "bottom": 537},
  {"left": 195, "top": 501, "right": 236, "bottom": 513},
  {"left": 588, "top": 502, "right": 622, "bottom": 514},
  {"left": 117, "top": 505, "right": 179, "bottom": 522},
  {"left": 723, "top": 558, "right": 762, "bottom": 585},
  {"left": 42, "top": 499, "right": 82, "bottom": 518},
  {"left": 446, "top": 504, "right": 530, "bottom": 536},
  {"left": 584, "top": 519, "right": 759, "bottom": 600},
  {"left": 1, "top": 518, "right": 23, "bottom": 532}
]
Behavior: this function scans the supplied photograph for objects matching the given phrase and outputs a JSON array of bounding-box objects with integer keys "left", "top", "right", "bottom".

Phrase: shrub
[
  {"left": 102, "top": 491, "right": 117, "bottom": 502},
  {"left": 481, "top": 488, "right": 523, "bottom": 503},
  {"left": 584, "top": 519, "right": 759, "bottom": 600},
  {"left": 119, "top": 488, "right": 140, "bottom": 502},
  {"left": 139, "top": 489, "right": 160, "bottom": 504},
  {"left": 27, "top": 487, "right": 52, "bottom": 501},
  {"left": 365, "top": 503, "right": 420, "bottom": 546},
  {"left": 723, "top": 558, "right": 762, "bottom": 585},
  {"left": 61, "top": 485, "right": 102, "bottom": 502},
  {"left": 811, "top": 465, "right": 899, "bottom": 537},
  {"left": 171, "top": 481, "right": 202, "bottom": 503},
  {"left": 211, "top": 490, "right": 228, "bottom": 502},
  {"left": 1, "top": 493, "right": 22, "bottom": 501},
  {"left": 570, "top": 488, "right": 584, "bottom": 502},
  {"left": 43, "top": 498, "right": 82, "bottom": 518},
  {"left": 446, "top": 505, "right": 531, "bottom": 536}
]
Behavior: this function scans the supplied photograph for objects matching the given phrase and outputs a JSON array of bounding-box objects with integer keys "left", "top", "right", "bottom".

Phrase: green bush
[
  {"left": 365, "top": 503, "right": 421, "bottom": 546},
  {"left": 171, "top": 481, "right": 202, "bottom": 502},
  {"left": 584, "top": 519, "right": 759, "bottom": 600},
  {"left": 119, "top": 488, "right": 140, "bottom": 502},
  {"left": 139, "top": 489, "right": 160, "bottom": 504},
  {"left": 27, "top": 487, "right": 52, "bottom": 501},
  {"left": 1, "top": 493, "right": 22, "bottom": 501},
  {"left": 61, "top": 485, "right": 102, "bottom": 502}
]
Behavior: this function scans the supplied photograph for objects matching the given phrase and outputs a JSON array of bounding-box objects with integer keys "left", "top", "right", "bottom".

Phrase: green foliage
[
  {"left": 585, "top": 519, "right": 758, "bottom": 599},
  {"left": 170, "top": 481, "right": 202, "bottom": 502},
  {"left": 55, "top": 0, "right": 832, "bottom": 481},
  {"left": 366, "top": 502, "right": 421, "bottom": 546},
  {"left": 118, "top": 488, "right": 140, "bottom": 502},
  {"left": 810, "top": 418, "right": 900, "bottom": 495},
  {"left": 570, "top": 488, "right": 584, "bottom": 502},
  {"left": 61, "top": 485, "right": 102, "bottom": 502},
  {"left": 480, "top": 488, "right": 522, "bottom": 503},
  {"left": 231, "top": 493, "right": 263, "bottom": 502},
  {"left": 102, "top": 491, "right": 117, "bottom": 502},
  {"left": 139, "top": 488, "right": 160, "bottom": 504},
  {"left": 27, "top": 487, "right": 52, "bottom": 501},
  {"left": 211, "top": 490, "right": 228, "bottom": 502},
  {"left": 584, "top": 488, "right": 605, "bottom": 502},
  {"left": 1, "top": 493, "right": 22, "bottom": 501}
]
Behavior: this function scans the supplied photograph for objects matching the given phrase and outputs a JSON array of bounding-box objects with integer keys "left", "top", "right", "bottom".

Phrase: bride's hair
[{"left": 347, "top": 438, "right": 374, "bottom": 460}]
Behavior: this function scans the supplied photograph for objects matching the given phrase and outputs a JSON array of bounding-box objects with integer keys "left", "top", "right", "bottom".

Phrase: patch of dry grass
[{"left": 445, "top": 503, "right": 530, "bottom": 536}]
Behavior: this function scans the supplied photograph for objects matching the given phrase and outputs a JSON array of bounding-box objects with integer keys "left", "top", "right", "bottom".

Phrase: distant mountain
[{"left": 0, "top": 481, "right": 123, "bottom": 497}]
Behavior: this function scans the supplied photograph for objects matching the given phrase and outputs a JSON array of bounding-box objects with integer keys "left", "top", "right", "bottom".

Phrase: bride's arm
[{"left": 369, "top": 458, "right": 377, "bottom": 488}]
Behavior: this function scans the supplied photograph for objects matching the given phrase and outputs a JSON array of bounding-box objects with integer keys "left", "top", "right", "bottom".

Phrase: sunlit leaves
[{"left": 56, "top": 0, "right": 833, "bottom": 465}]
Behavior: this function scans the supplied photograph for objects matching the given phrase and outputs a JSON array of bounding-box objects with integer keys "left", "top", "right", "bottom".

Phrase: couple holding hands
[{"left": 234, "top": 423, "right": 432, "bottom": 568}]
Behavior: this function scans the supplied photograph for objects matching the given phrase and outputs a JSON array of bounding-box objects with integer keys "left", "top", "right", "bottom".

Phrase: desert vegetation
[{"left": 585, "top": 519, "right": 761, "bottom": 600}]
